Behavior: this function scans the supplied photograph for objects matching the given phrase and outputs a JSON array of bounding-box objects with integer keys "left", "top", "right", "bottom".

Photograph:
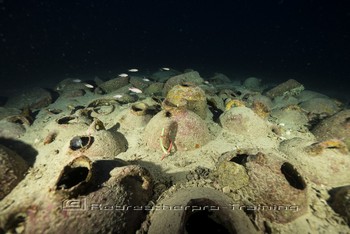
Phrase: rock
[
  {"left": 130, "top": 76, "right": 150, "bottom": 89},
  {"left": 0, "top": 120, "right": 26, "bottom": 138},
  {"left": 5, "top": 87, "right": 52, "bottom": 109},
  {"left": 296, "top": 90, "right": 328, "bottom": 102},
  {"left": 107, "top": 93, "right": 138, "bottom": 104},
  {"left": 222, "top": 186, "right": 231, "bottom": 193},
  {"left": 300, "top": 97, "right": 340, "bottom": 116},
  {"left": 99, "top": 76, "right": 129, "bottom": 93},
  {"left": 207, "top": 95, "right": 225, "bottom": 111},
  {"left": 213, "top": 159, "right": 250, "bottom": 191},
  {"left": 265, "top": 79, "right": 304, "bottom": 99},
  {"left": 163, "top": 71, "right": 204, "bottom": 96},
  {"left": 166, "top": 83, "right": 207, "bottom": 119},
  {"left": 312, "top": 109, "right": 350, "bottom": 149},
  {"left": 270, "top": 106, "right": 309, "bottom": 130},
  {"left": 61, "top": 89, "right": 86, "bottom": 98},
  {"left": 0, "top": 107, "right": 21, "bottom": 121},
  {"left": 0, "top": 144, "right": 29, "bottom": 200},
  {"left": 55, "top": 81, "right": 90, "bottom": 96},
  {"left": 55, "top": 78, "right": 87, "bottom": 91},
  {"left": 247, "top": 94, "right": 273, "bottom": 110},
  {"left": 150, "top": 69, "right": 181, "bottom": 82},
  {"left": 243, "top": 77, "right": 262, "bottom": 91},
  {"left": 208, "top": 73, "right": 231, "bottom": 84},
  {"left": 93, "top": 76, "right": 104, "bottom": 86},
  {"left": 271, "top": 96, "right": 299, "bottom": 109},
  {"left": 328, "top": 185, "right": 350, "bottom": 225},
  {"left": 144, "top": 82, "right": 164, "bottom": 95},
  {"left": 219, "top": 106, "right": 272, "bottom": 139},
  {"left": 199, "top": 84, "right": 218, "bottom": 96}
]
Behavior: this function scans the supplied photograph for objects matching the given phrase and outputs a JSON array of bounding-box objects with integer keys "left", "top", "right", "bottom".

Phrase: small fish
[
  {"left": 72, "top": 79, "right": 82, "bottom": 83},
  {"left": 142, "top": 78, "right": 150, "bottom": 82},
  {"left": 118, "top": 73, "right": 129, "bottom": 77},
  {"left": 161, "top": 67, "right": 170, "bottom": 71},
  {"left": 128, "top": 87, "right": 142, "bottom": 93},
  {"left": 128, "top": 68, "right": 138, "bottom": 72},
  {"left": 204, "top": 81, "right": 210, "bottom": 84},
  {"left": 84, "top": 83, "right": 94, "bottom": 89},
  {"left": 113, "top": 94, "right": 123, "bottom": 99}
]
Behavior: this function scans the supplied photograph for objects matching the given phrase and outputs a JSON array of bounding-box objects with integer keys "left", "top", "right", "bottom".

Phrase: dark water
[{"left": 0, "top": 0, "right": 349, "bottom": 100}]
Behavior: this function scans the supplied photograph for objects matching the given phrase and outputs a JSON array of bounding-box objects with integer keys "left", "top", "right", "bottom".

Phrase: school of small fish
[
  {"left": 84, "top": 84, "right": 94, "bottom": 89},
  {"left": 71, "top": 68, "right": 162, "bottom": 94},
  {"left": 113, "top": 94, "right": 123, "bottom": 99},
  {"left": 128, "top": 87, "right": 142, "bottom": 93},
  {"left": 118, "top": 73, "right": 129, "bottom": 77}
]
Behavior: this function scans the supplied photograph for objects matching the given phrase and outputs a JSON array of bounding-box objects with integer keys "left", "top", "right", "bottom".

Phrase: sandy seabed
[{"left": 0, "top": 70, "right": 349, "bottom": 233}]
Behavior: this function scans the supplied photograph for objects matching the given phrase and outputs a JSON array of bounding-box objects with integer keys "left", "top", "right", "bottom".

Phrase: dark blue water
[{"left": 0, "top": 0, "right": 349, "bottom": 100}]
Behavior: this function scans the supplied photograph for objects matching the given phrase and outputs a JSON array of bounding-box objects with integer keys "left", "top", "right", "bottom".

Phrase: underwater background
[
  {"left": 2, "top": 1, "right": 350, "bottom": 233},
  {"left": 0, "top": 0, "right": 349, "bottom": 101}
]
